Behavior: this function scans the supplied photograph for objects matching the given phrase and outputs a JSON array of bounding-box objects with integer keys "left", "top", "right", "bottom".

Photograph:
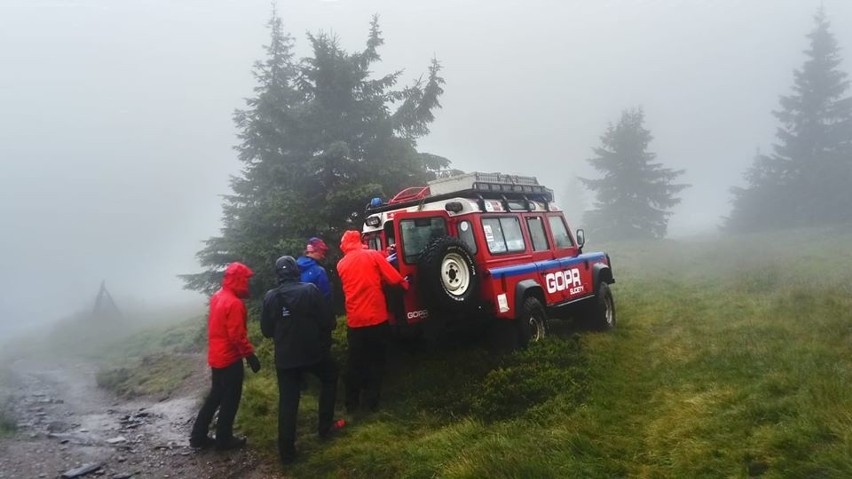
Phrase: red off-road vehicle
[{"left": 361, "top": 172, "right": 615, "bottom": 346}]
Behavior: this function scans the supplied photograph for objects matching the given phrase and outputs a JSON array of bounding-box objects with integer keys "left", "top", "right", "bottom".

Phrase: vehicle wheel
[
  {"left": 517, "top": 297, "right": 547, "bottom": 347},
  {"left": 418, "top": 236, "right": 479, "bottom": 312},
  {"left": 586, "top": 282, "right": 615, "bottom": 331}
]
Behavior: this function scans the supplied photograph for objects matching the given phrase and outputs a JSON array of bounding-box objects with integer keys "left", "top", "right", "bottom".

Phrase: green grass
[
  {"left": 98, "top": 315, "right": 206, "bottom": 360},
  {"left": 96, "top": 353, "right": 197, "bottom": 399},
  {"left": 0, "top": 401, "right": 15, "bottom": 437},
  {"left": 95, "top": 316, "right": 205, "bottom": 398},
  {"left": 0, "top": 367, "right": 17, "bottom": 437},
  {"left": 0, "top": 414, "right": 14, "bottom": 437},
  {"left": 233, "top": 227, "right": 852, "bottom": 478}
]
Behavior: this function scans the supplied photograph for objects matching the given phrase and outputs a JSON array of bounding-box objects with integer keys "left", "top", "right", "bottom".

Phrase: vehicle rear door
[
  {"left": 392, "top": 210, "right": 451, "bottom": 321},
  {"left": 392, "top": 210, "right": 451, "bottom": 277}
]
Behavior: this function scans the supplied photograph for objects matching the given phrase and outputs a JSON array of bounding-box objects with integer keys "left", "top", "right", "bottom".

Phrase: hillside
[
  {"left": 88, "top": 227, "right": 852, "bottom": 478},
  {"left": 228, "top": 227, "right": 852, "bottom": 478}
]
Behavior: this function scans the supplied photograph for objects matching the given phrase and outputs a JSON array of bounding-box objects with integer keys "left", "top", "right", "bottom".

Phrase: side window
[
  {"left": 384, "top": 221, "right": 396, "bottom": 248},
  {"left": 482, "top": 216, "right": 526, "bottom": 254},
  {"left": 366, "top": 235, "right": 382, "bottom": 251},
  {"left": 502, "top": 217, "right": 525, "bottom": 252},
  {"left": 527, "top": 216, "right": 549, "bottom": 251},
  {"left": 482, "top": 218, "right": 506, "bottom": 254},
  {"left": 458, "top": 220, "right": 477, "bottom": 254},
  {"left": 548, "top": 215, "right": 574, "bottom": 248}
]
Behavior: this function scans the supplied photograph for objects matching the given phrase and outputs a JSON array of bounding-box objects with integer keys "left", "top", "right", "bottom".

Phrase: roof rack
[
  {"left": 365, "top": 172, "right": 554, "bottom": 214},
  {"left": 428, "top": 172, "right": 547, "bottom": 197}
]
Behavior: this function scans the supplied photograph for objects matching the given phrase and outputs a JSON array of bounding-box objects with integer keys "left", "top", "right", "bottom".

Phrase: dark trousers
[
  {"left": 276, "top": 356, "right": 338, "bottom": 461},
  {"left": 190, "top": 360, "right": 244, "bottom": 445},
  {"left": 345, "top": 322, "right": 389, "bottom": 411}
]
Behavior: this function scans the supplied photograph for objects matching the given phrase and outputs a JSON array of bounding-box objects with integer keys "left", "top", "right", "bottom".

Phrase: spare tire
[{"left": 418, "top": 236, "right": 479, "bottom": 312}]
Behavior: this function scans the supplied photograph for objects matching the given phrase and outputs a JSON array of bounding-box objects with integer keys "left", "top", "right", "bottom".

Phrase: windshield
[{"left": 400, "top": 217, "right": 447, "bottom": 263}]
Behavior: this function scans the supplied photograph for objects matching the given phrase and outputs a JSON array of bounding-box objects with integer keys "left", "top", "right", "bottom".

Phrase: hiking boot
[
  {"left": 319, "top": 419, "right": 346, "bottom": 441},
  {"left": 280, "top": 452, "right": 297, "bottom": 465},
  {"left": 189, "top": 435, "right": 215, "bottom": 449},
  {"left": 279, "top": 443, "right": 297, "bottom": 465},
  {"left": 216, "top": 435, "right": 247, "bottom": 451}
]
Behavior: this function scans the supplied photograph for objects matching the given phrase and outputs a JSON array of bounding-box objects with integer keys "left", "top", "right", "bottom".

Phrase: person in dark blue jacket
[{"left": 297, "top": 237, "right": 332, "bottom": 301}]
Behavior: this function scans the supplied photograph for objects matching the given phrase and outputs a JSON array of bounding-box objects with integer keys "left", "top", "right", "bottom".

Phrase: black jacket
[{"left": 261, "top": 280, "right": 336, "bottom": 369}]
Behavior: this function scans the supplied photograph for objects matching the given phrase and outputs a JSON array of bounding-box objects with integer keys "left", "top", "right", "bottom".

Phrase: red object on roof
[{"left": 389, "top": 186, "right": 430, "bottom": 204}]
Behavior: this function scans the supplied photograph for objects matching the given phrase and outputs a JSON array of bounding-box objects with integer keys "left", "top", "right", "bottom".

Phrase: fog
[{"left": 1, "top": 0, "right": 849, "bottom": 339}]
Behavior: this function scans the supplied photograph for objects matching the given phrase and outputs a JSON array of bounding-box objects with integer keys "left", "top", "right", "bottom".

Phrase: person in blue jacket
[{"left": 297, "top": 237, "right": 332, "bottom": 301}]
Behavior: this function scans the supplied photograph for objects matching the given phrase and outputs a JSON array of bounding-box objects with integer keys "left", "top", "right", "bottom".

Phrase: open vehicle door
[
  {"left": 391, "top": 210, "right": 453, "bottom": 323},
  {"left": 394, "top": 209, "right": 480, "bottom": 320}
]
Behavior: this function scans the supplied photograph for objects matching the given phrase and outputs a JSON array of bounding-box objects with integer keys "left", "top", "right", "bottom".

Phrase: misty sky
[{"left": 2, "top": 0, "right": 851, "bottom": 337}]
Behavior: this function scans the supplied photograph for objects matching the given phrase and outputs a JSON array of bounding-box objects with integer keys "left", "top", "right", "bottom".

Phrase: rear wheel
[
  {"left": 517, "top": 297, "right": 547, "bottom": 347},
  {"left": 586, "top": 282, "right": 615, "bottom": 331}
]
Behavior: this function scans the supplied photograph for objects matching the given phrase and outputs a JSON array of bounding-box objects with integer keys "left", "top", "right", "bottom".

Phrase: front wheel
[
  {"left": 586, "top": 282, "right": 615, "bottom": 331},
  {"left": 517, "top": 297, "right": 547, "bottom": 347}
]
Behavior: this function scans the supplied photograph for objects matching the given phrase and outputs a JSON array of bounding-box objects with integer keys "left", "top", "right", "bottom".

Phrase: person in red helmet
[
  {"left": 337, "top": 230, "right": 408, "bottom": 412},
  {"left": 190, "top": 262, "right": 262, "bottom": 451}
]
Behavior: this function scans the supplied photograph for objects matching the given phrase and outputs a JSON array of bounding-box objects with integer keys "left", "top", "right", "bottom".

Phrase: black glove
[{"left": 246, "top": 354, "right": 261, "bottom": 373}]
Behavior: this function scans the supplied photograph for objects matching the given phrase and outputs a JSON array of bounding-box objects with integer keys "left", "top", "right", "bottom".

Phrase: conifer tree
[
  {"left": 182, "top": 11, "right": 449, "bottom": 296},
  {"left": 728, "top": 8, "right": 852, "bottom": 231},
  {"left": 581, "top": 108, "right": 687, "bottom": 240}
]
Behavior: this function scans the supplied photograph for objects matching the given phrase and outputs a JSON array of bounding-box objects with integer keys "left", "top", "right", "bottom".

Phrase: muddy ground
[{"left": 0, "top": 358, "right": 283, "bottom": 479}]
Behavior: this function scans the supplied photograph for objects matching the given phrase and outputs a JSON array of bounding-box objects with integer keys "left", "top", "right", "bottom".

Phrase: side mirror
[{"left": 576, "top": 229, "right": 585, "bottom": 248}]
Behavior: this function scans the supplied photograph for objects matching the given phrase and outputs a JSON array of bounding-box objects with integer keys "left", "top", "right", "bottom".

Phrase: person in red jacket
[
  {"left": 190, "top": 262, "right": 262, "bottom": 450},
  {"left": 337, "top": 230, "right": 408, "bottom": 412}
]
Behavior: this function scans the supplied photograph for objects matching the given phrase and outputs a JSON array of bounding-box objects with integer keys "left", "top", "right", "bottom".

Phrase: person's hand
[
  {"left": 246, "top": 354, "right": 261, "bottom": 373},
  {"left": 402, "top": 276, "right": 412, "bottom": 291}
]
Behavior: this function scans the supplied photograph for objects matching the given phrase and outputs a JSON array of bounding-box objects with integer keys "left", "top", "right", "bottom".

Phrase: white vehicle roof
[
  {"left": 362, "top": 196, "right": 560, "bottom": 234},
  {"left": 361, "top": 171, "right": 559, "bottom": 233}
]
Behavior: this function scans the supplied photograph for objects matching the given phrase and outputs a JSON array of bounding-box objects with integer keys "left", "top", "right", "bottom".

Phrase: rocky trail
[{"left": 0, "top": 359, "right": 279, "bottom": 479}]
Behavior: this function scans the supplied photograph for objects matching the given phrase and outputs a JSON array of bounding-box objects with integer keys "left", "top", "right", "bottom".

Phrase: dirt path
[{"left": 0, "top": 359, "right": 281, "bottom": 479}]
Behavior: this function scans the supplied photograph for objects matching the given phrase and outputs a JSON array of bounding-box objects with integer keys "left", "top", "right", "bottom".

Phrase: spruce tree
[
  {"left": 728, "top": 7, "right": 852, "bottom": 231},
  {"left": 581, "top": 108, "right": 687, "bottom": 240},
  {"left": 182, "top": 12, "right": 449, "bottom": 296}
]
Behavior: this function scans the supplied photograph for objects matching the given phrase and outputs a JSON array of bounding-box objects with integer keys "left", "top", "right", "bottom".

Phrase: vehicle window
[
  {"left": 400, "top": 217, "right": 447, "bottom": 263},
  {"left": 548, "top": 215, "right": 574, "bottom": 248},
  {"left": 527, "top": 216, "right": 549, "bottom": 251},
  {"left": 384, "top": 221, "right": 396, "bottom": 248},
  {"left": 366, "top": 235, "right": 382, "bottom": 251},
  {"left": 502, "top": 217, "right": 525, "bottom": 252},
  {"left": 482, "top": 218, "right": 506, "bottom": 253},
  {"left": 458, "top": 220, "right": 477, "bottom": 254},
  {"left": 482, "top": 216, "right": 526, "bottom": 254}
]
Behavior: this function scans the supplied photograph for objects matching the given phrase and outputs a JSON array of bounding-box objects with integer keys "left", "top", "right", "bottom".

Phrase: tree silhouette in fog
[
  {"left": 581, "top": 108, "right": 688, "bottom": 241},
  {"left": 182, "top": 10, "right": 449, "bottom": 296},
  {"left": 727, "top": 7, "right": 852, "bottom": 232}
]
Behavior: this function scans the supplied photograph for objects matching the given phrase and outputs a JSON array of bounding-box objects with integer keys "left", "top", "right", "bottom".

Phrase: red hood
[
  {"left": 222, "top": 262, "right": 253, "bottom": 297},
  {"left": 340, "top": 230, "right": 366, "bottom": 254}
]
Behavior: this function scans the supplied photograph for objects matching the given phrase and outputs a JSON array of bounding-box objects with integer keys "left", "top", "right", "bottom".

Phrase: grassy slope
[
  {"left": 95, "top": 316, "right": 206, "bottom": 399},
  {"left": 236, "top": 228, "right": 852, "bottom": 478},
  {"left": 0, "top": 367, "right": 15, "bottom": 437}
]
